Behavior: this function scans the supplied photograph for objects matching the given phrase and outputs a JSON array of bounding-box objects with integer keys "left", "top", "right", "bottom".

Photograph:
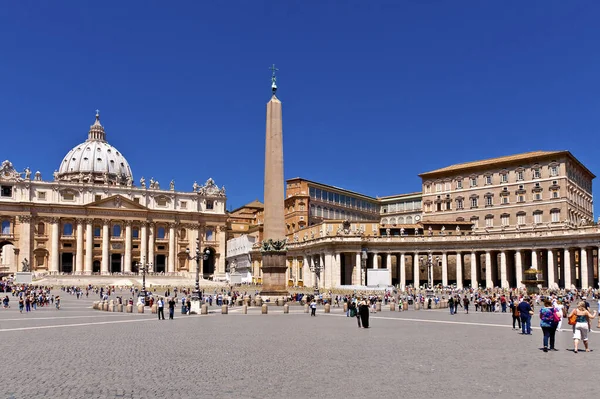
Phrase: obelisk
[{"left": 260, "top": 64, "right": 288, "bottom": 297}]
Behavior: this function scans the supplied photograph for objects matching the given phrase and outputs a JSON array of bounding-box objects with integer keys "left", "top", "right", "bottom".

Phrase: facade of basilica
[{"left": 0, "top": 112, "right": 228, "bottom": 279}]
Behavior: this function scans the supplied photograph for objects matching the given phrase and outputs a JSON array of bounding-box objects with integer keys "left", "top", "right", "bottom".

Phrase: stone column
[
  {"left": 354, "top": 253, "right": 361, "bottom": 286},
  {"left": 217, "top": 225, "right": 227, "bottom": 276},
  {"left": 50, "top": 218, "right": 60, "bottom": 274},
  {"left": 18, "top": 216, "right": 32, "bottom": 270},
  {"left": 124, "top": 221, "right": 132, "bottom": 273},
  {"left": 323, "top": 252, "right": 332, "bottom": 289},
  {"left": 441, "top": 252, "right": 448, "bottom": 287},
  {"left": 140, "top": 223, "right": 148, "bottom": 265},
  {"left": 515, "top": 250, "right": 523, "bottom": 288},
  {"left": 333, "top": 252, "right": 341, "bottom": 288},
  {"left": 148, "top": 223, "right": 155, "bottom": 268},
  {"left": 414, "top": 253, "right": 420, "bottom": 287},
  {"left": 372, "top": 253, "right": 379, "bottom": 269},
  {"left": 320, "top": 253, "right": 326, "bottom": 288},
  {"left": 385, "top": 253, "right": 391, "bottom": 271},
  {"left": 399, "top": 253, "right": 406, "bottom": 289},
  {"left": 485, "top": 251, "right": 493, "bottom": 288},
  {"left": 85, "top": 220, "right": 93, "bottom": 274},
  {"left": 547, "top": 249, "right": 555, "bottom": 288},
  {"left": 470, "top": 252, "right": 477, "bottom": 288},
  {"left": 500, "top": 251, "right": 508, "bottom": 288},
  {"left": 581, "top": 247, "right": 589, "bottom": 289},
  {"left": 101, "top": 220, "right": 110, "bottom": 275},
  {"left": 455, "top": 252, "right": 463, "bottom": 289},
  {"left": 75, "top": 219, "right": 84, "bottom": 274},
  {"left": 168, "top": 223, "right": 176, "bottom": 274},
  {"left": 531, "top": 249, "right": 538, "bottom": 270},
  {"left": 563, "top": 248, "right": 571, "bottom": 289}
]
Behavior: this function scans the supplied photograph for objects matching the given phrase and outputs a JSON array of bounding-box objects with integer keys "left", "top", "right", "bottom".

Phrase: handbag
[{"left": 568, "top": 312, "right": 577, "bottom": 326}]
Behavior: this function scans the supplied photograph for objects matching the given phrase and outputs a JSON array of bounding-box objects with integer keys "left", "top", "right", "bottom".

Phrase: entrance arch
[
  {"left": 203, "top": 247, "right": 216, "bottom": 279},
  {"left": 0, "top": 241, "right": 15, "bottom": 275}
]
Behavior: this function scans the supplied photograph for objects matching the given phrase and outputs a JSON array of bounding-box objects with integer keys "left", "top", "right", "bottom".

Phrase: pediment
[{"left": 86, "top": 195, "right": 147, "bottom": 210}]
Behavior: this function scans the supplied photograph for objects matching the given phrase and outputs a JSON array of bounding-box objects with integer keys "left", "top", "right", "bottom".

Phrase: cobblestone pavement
[{"left": 0, "top": 293, "right": 596, "bottom": 398}]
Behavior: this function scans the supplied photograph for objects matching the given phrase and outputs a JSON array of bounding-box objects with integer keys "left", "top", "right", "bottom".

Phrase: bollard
[
  {"left": 375, "top": 302, "right": 382, "bottom": 312},
  {"left": 255, "top": 296, "right": 263, "bottom": 307},
  {"left": 304, "top": 304, "right": 309, "bottom": 313},
  {"left": 343, "top": 303, "right": 348, "bottom": 313},
  {"left": 110, "top": 304, "right": 117, "bottom": 312},
  {"left": 390, "top": 303, "right": 396, "bottom": 312},
  {"left": 415, "top": 303, "right": 420, "bottom": 311},
  {"left": 277, "top": 298, "right": 284, "bottom": 306},
  {"left": 137, "top": 304, "right": 144, "bottom": 313},
  {"left": 126, "top": 304, "right": 133, "bottom": 313},
  {"left": 222, "top": 305, "right": 228, "bottom": 314},
  {"left": 151, "top": 304, "right": 158, "bottom": 314},
  {"left": 261, "top": 304, "right": 268, "bottom": 314},
  {"left": 93, "top": 301, "right": 99, "bottom": 310},
  {"left": 201, "top": 304, "right": 208, "bottom": 315},
  {"left": 117, "top": 304, "right": 123, "bottom": 312},
  {"left": 243, "top": 304, "right": 248, "bottom": 314},
  {"left": 301, "top": 298, "right": 307, "bottom": 306},
  {"left": 102, "top": 302, "right": 108, "bottom": 311},
  {"left": 283, "top": 304, "right": 289, "bottom": 314},
  {"left": 324, "top": 303, "right": 331, "bottom": 313},
  {"left": 403, "top": 302, "right": 408, "bottom": 311}
]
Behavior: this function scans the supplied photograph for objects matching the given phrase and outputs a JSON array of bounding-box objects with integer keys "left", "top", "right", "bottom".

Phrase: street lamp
[
  {"left": 309, "top": 255, "right": 324, "bottom": 294},
  {"left": 136, "top": 257, "right": 152, "bottom": 306},
  {"left": 419, "top": 253, "right": 439, "bottom": 290},
  {"left": 361, "top": 249, "right": 368, "bottom": 286},
  {"left": 186, "top": 239, "right": 210, "bottom": 313}
]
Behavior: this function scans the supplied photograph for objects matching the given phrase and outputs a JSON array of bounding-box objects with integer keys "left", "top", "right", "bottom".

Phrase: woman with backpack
[{"left": 539, "top": 298, "right": 560, "bottom": 352}]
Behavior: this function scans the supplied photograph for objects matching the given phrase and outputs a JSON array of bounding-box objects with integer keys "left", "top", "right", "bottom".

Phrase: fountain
[{"left": 522, "top": 265, "right": 544, "bottom": 295}]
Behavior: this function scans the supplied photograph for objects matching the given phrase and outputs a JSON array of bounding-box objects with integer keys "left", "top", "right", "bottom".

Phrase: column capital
[
  {"left": 75, "top": 218, "right": 85, "bottom": 225},
  {"left": 124, "top": 220, "right": 133, "bottom": 227},
  {"left": 168, "top": 222, "right": 178, "bottom": 229},
  {"left": 102, "top": 219, "right": 111, "bottom": 226},
  {"left": 18, "top": 215, "right": 33, "bottom": 223},
  {"left": 50, "top": 217, "right": 60, "bottom": 224}
]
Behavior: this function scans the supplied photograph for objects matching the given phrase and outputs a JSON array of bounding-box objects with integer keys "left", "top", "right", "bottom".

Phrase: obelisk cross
[{"left": 269, "top": 64, "right": 278, "bottom": 93}]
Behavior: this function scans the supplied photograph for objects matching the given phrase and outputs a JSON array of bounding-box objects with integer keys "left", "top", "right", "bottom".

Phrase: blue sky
[{"left": 1, "top": 1, "right": 599, "bottom": 216}]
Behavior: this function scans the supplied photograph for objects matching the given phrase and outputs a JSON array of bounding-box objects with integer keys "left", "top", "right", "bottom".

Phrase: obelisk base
[{"left": 260, "top": 252, "right": 288, "bottom": 297}]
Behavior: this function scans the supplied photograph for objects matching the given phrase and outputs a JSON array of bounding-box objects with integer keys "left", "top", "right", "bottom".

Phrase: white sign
[
  {"left": 14, "top": 272, "right": 33, "bottom": 284},
  {"left": 367, "top": 269, "right": 391, "bottom": 287}
]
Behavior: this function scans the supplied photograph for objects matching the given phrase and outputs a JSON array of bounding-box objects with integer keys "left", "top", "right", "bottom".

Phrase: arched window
[
  {"left": 37, "top": 222, "right": 45, "bottom": 235},
  {"left": 132, "top": 228, "right": 139, "bottom": 239},
  {"left": 398, "top": 216, "right": 405, "bottom": 224},
  {"left": 157, "top": 227, "right": 166, "bottom": 239},
  {"left": 323, "top": 208, "right": 329, "bottom": 218},
  {"left": 63, "top": 223, "right": 73, "bottom": 236},
  {"left": 406, "top": 216, "right": 412, "bottom": 224},
  {"left": 1, "top": 220, "right": 10, "bottom": 235},
  {"left": 112, "top": 224, "right": 121, "bottom": 237},
  {"left": 94, "top": 226, "right": 101, "bottom": 237},
  {"left": 179, "top": 228, "right": 186, "bottom": 239},
  {"left": 390, "top": 217, "right": 396, "bottom": 225},
  {"left": 381, "top": 218, "right": 388, "bottom": 225},
  {"left": 206, "top": 228, "right": 213, "bottom": 241}
]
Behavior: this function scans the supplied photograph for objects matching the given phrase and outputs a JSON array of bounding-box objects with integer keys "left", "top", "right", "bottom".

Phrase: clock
[{"left": 414, "top": 215, "right": 421, "bottom": 222}]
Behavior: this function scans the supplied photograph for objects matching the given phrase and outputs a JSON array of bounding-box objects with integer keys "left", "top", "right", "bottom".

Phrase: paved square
[{"left": 0, "top": 291, "right": 596, "bottom": 398}]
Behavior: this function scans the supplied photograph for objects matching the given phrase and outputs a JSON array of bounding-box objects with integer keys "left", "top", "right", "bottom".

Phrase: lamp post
[
  {"left": 186, "top": 239, "right": 210, "bottom": 313},
  {"left": 309, "top": 255, "right": 324, "bottom": 295},
  {"left": 136, "top": 257, "right": 152, "bottom": 306},
  {"left": 419, "top": 252, "right": 439, "bottom": 291},
  {"left": 361, "top": 249, "right": 368, "bottom": 286}
]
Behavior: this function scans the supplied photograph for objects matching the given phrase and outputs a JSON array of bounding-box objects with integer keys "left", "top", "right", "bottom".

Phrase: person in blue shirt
[{"left": 517, "top": 298, "right": 533, "bottom": 335}]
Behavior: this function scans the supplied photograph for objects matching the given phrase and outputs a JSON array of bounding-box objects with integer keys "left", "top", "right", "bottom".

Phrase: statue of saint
[
  {"left": 140, "top": 176, "right": 146, "bottom": 188},
  {"left": 400, "top": 227, "right": 405, "bottom": 236},
  {"left": 170, "top": 180, "right": 175, "bottom": 191},
  {"left": 193, "top": 181, "right": 198, "bottom": 192},
  {"left": 53, "top": 170, "right": 59, "bottom": 180},
  {"left": 24, "top": 167, "right": 31, "bottom": 179},
  {"left": 34, "top": 171, "right": 42, "bottom": 181}
]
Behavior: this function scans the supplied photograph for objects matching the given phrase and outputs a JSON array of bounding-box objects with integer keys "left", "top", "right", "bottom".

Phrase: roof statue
[
  {"left": 197, "top": 178, "right": 226, "bottom": 197},
  {"left": 0, "top": 160, "right": 23, "bottom": 182}
]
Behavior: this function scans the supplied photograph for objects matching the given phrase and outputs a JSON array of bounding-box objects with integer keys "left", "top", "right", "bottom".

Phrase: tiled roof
[{"left": 419, "top": 151, "right": 565, "bottom": 176}]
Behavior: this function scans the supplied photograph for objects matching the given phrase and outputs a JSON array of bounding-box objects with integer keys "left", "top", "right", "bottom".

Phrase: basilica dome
[{"left": 56, "top": 112, "right": 133, "bottom": 185}]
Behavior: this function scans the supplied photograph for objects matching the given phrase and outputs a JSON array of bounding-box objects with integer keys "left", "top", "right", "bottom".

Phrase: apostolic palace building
[
  {"left": 227, "top": 151, "right": 600, "bottom": 291},
  {"left": 0, "top": 112, "right": 228, "bottom": 279}
]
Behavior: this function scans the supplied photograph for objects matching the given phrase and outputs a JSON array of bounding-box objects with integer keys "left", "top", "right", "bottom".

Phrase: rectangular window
[
  {"left": 485, "top": 197, "right": 493, "bottom": 206},
  {"left": 517, "top": 214, "right": 525, "bottom": 225},
  {"left": 485, "top": 176, "right": 492, "bottom": 185},
  {"left": 38, "top": 191, "right": 46, "bottom": 200},
  {"left": 206, "top": 200, "right": 214, "bottom": 210},
  {"left": 470, "top": 198, "right": 478, "bottom": 208},
  {"left": 502, "top": 197, "right": 509, "bottom": 204},
  {"left": 517, "top": 171, "right": 524, "bottom": 181},
  {"left": 0, "top": 186, "right": 12, "bottom": 197},
  {"left": 180, "top": 201, "right": 187, "bottom": 209},
  {"left": 501, "top": 215, "right": 509, "bottom": 226},
  {"left": 435, "top": 183, "right": 442, "bottom": 192},
  {"left": 334, "top": 193, "right": 339, "bottom": 203},
  {"left": 328, "top": 191, "right": 334, "bottom": 202},
  {"left": 95, "top": 195, "right": 102, "bottom": 202},
  {"left": 206, "top": 228, "right": 213, "bottom": 241},
  {"left": 456, "top": 180, "right": 463, "bottom": 189},
  {"left": 315, "top": 189, "right": 321, "bottom": 200},
  {"left": 133, "top": 197, "right": 140, "bottom": 204},
  {"left": 551, "top": 211, "right": 560, "bottom": 223},
  {"left": 550, "top": 166, "right": 558, "bottom": 176},
  {"left": 351, "top": 198, "right": 356, "bottom": 208},
  {"left": 94, "top": 227, "right": 101, "bottom": 237},
  {"left": 534, "top": 193, "right": 542, "bottom": 201},
  {"left": 534, "top": 213, "right": 542, "bottom": 224},
  {"left": 456, "top": 199, "right": 463, "bottom": 210},
  {"left": 470, "top": 178, "right": 477, "bottom": 187},
  {"left": 62, "top": 192, "right": 74, "bottom": 201},
  {"left": 533, "top": 169, "right": 541, "bottom": 179},
  {"left": 485, "top": 217, "right": 493, "bottom": 227},
  {"left": 309, "top": 187, "right": 316, "bottom": 198},
  {"left": 552, "top": 191, "right": 559, "bottom": 198},
  {"left": 500, "top": 174, "right": 508, "bottom": 183},
  {"left": 445, "top": 182, "right": 451, "bottom": 191},
  {"left": 518, "top": 195, "right": 525, "bottom": 203}
]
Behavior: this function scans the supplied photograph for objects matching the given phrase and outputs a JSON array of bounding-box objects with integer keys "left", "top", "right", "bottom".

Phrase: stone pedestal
[
  {"left": 283, "top": 304, "right": 289, "bottom": 314},
  {"left": 375, "top": 302, "right": 381, "bottom": 312},
  {"left": 415, "top": 303, "right": 420, "bottom": 311},
  {"left": 403, "top": 302, "right": 408, "bottom": 311},
  {"left": 102, "top": 302, "right": 108, "bottom": 311},
  {"left": 137, "top": 304, "right": 144, "bottom": 313},
  {"left": 324, "top": 304, "right": 331, "bottom": 313},
  {"left": 390, "top": 303, "right": 395, "bottom": 312},
  {"left": 260, "top": 253, "right": 288, "bottom": 297},
  {"left": 151, "top": 304, "right": 158, "bottom": 314},
  {"left": 255, "top": 296, "right": 263, "bottom": 307},
  {"left": 201, "top": 304, "right": 208, "bottom": 315},
  {"left": 221, "top": 305, "right": 228, "bottom": 314},
  {"left": 277, "top": 298, "right": 284, "bottom": 306},
  {"left": 117, "top": 304, "right": 123, "bottom": 312},
  {"left": 126, "top": 304, "right": 133, "bottom": 313},
  {"left": 262, "top": 304, "right": 268, "bottom": 314},
  {"left": 190, "top": 299, "right": 201, "bottom": 314}
]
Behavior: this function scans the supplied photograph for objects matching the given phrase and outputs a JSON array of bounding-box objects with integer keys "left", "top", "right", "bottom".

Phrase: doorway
[
  {"left": 61, "top": 253, "right": 74, "bottom": 273},
  {"left": 155, "top": 254, "right": 166, "bottom": 273},
  {"left": 111, "top": 254, "right": 121, "bottom": 273}
]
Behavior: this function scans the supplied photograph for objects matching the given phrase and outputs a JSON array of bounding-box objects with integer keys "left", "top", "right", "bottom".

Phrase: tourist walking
[
  {"left": 448, "top": 296, "right": 455, "bottom": 315},
  {"left": 358, "top": 297, "right": 370, "bottom": 328},
  {"left": 310, "top": 299, "right": 317, "bottom": 316},
  {"left": 517, "top": 298, "right": 532, "bottom": 335},
  {"left": 463, "top": 296, "right": 469, "bottom": 314},
  {"left": 157, "top": 298, "right": 165, "bottom": 320},
  {"left": 168, "top": 297, "right": 176, "bottom": 319},
  {"left": 568, "top": 301, "right": 597, "bottom": 353},
  {"left": 539, "top": 299, "right": 559, "bottom": 352},
  {"left": 555, "top": 299, "right": 565, "bottom": 332}
]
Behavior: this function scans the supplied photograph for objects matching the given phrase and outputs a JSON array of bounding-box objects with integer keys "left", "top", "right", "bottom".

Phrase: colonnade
[{"left": 288, "top": 246, "right": 599, "bottom": 290}]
